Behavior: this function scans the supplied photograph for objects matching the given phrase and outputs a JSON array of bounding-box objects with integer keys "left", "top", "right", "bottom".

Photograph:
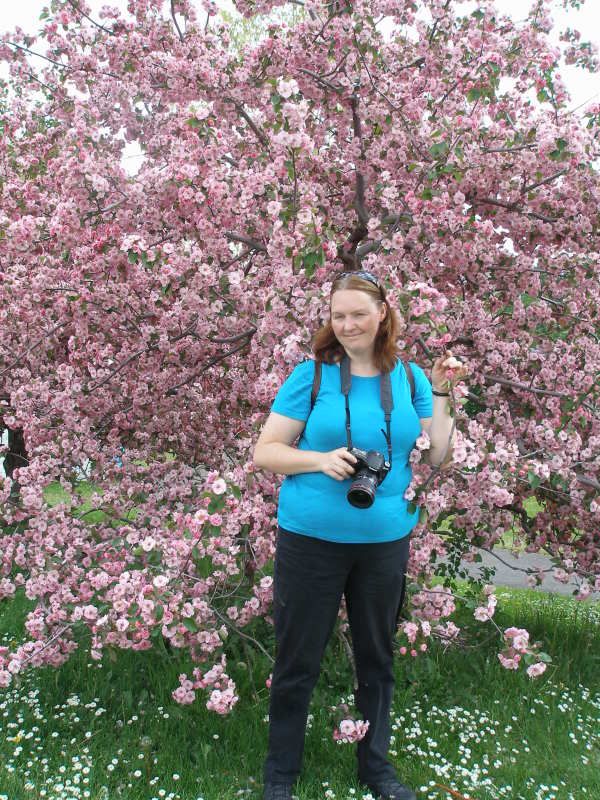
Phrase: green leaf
[
  {"left": 429, "top": 141, "right": 449, "bottom": 159},
  {"left": 302, "top": 250, "right": 322, "bottom": 278},
  {"left": 527, "top": 470, "right": 541, "bottom": 489},
  {"left": 471, "top": 9, "right": 485, "bottom": 20},
  {"left": 537, "top": 651, "right": 553, "bottom": 664},
  {"left": 271, "top": 92, "right": 282, "bottom": 113},
  {"left": 407, "top": 501, "right": 417, "bottom": 515},
  {"left": 467, "top": 88, "right": 482, "bottom": 103},
  {"left": 155, "top": 605, "right": 164, "bottom": 623},
  {"left": 420, "top": 188, "right": 433, "bottom": 201},
  {"left": 521, "top": 293, "right": 537, "bottom": 308},
  {"left": 183, "top": 618, "right": 198, "bottom": 633},
  {"left": 186, "top": 117, "right": 203, "bottom": 129},
  {"left": 537, "top": 89, "right": 549, "bottom": 103}
]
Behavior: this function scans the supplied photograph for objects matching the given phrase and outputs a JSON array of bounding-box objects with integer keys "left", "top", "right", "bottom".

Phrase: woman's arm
[
  {"left": 420, "top": 350, "right": 467, "bottom": 468},
  {"left": 420, "top": 398, "right": 455, "bottom": 468},
  {"left": 253, "top": 412, "right": 357, "bottom": 480}
]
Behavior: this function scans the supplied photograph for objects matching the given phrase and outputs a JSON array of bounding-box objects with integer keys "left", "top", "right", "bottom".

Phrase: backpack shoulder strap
[
  {"left": 403, "top": 360, "right": 415, "bottom": 404},
  {"left": 310, "top": 360, "right": 322, "bottom": 411},
  {"left": 311, "top": 359, "right": 414, "bottom": 411}
]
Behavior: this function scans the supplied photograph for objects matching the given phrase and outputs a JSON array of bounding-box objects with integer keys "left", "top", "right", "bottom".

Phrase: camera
[{"left": 347, "top": 448, "right": 390, "bottom": 509}]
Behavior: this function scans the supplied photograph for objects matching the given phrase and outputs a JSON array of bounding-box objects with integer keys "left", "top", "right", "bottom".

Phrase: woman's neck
[{"left": 343, "top": 350, "right": 379, "bottom": 376}]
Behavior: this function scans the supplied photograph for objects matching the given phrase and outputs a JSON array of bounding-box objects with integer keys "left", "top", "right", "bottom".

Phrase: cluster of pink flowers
[
  {"left": 497, "top": 627, "right": 548, "bottom": 678},
  {"left": 410, "top": 586, "right": 456, "bottom": 622},
  {"left": 398, "top": 620, "right": 431, "bottom": 658},
  {"left": 333, "top": 718, "right": 370, "bottom": 744},
  {"left": 474, "top": 586, "right": 498, "bottom": 622},
  {"left": 172, "top": 655, "right": 239, "bottom": 713}
]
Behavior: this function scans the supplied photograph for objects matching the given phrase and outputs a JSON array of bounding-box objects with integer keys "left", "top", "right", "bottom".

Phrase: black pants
[{"left": 264, "top": 528, "right": 411, "bottom": 785}]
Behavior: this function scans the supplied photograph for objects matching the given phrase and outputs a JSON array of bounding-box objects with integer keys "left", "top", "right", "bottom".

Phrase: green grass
[{"left": 0, "top": 590, "right": 599, "bottom": 800}]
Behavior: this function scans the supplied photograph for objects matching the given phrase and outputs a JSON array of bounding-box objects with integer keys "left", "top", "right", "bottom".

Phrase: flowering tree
[{"left": 0, "top": 0, "right": 598, "bottom": 703}]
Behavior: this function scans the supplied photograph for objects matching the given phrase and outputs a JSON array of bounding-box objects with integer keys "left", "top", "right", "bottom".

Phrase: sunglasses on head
[{"left": 335, "top": 270, "right": 382, "bottom": 290}]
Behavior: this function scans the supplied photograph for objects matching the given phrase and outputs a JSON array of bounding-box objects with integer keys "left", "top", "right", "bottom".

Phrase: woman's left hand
[{"left": 431, "top": 350, "right": 468, "bottom": 393}]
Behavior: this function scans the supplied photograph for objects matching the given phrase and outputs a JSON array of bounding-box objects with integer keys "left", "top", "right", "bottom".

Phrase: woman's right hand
[{"left": 319, "top": 448, "right": 358, "bottom": 481}]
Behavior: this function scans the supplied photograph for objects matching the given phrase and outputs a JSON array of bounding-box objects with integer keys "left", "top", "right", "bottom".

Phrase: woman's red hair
[{"left": 312, "top": 273, "right": 400, "bottom": 373}]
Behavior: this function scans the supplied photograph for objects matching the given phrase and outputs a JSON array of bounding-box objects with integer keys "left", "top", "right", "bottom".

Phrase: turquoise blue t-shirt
[{"left": 271, "top": 359, "right": 433, "bottom": 543}]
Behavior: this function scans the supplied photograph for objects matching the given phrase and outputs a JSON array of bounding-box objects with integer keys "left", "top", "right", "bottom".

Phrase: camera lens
[{"left": 347, "top": 471, "right": 377, "bottom": 508}]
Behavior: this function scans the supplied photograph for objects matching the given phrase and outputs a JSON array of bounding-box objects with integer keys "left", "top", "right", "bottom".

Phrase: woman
[{"left": 254, "top": 271, "right": 462, "bottom": 800}]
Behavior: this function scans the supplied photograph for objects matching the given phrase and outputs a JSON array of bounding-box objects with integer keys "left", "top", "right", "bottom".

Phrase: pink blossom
[
  {"left": 211, "top": 478, "right": 227, "bottom": 495},
  {"left": 333, "top": 718, "right": 369, "bottom": 744},
  {"left": 526, "top": 662, "right": 547, "bottom": 678},
  {"left": 276, "top": 77, "right": 299, "bottom": 98},
  {"left": 498, "top": 653, "right": 521, "bottom": 670}
]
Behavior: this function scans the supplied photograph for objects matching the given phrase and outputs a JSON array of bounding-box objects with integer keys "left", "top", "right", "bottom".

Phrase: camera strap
[{"left": 340, "top": 355, "right": 393, "bottom": 469}]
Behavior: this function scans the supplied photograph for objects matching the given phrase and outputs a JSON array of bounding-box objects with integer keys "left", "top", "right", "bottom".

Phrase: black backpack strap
[
  {"left": 403, "top": 360, "right": 415, "bottom": 404},
  {"left": 310, "top": 360, "right": 322, "bottom": 411}
]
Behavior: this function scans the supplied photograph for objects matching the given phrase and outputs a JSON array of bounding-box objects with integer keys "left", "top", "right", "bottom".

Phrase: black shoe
[
  {"left": 263, "top": 782, "right": 293, "bottom": 800},
  {"left": 365, "top": 777, "right": 417, "bottom": 800}
]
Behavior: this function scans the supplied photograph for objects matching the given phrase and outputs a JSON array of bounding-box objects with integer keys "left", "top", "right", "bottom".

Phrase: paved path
[{"left": 456, "top": 548, "right": 600, "bottom": 599}]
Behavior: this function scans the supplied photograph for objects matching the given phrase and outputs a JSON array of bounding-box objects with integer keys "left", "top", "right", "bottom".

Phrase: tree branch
[
  {"left": 208, "top": 327, "right": 257, "bottom": 345},
  {"left": 484, "top": 374, "right": 571, "bottom": 399},
  {"left": 0, "top": 322, "right": 67, "bottom": 378},
  {"left": 522, "top": 169, "right": 567, "bottom": 195},
  {"left": 211, "top": 606, "right": 274, "bottom": 663},
  {"left": 170, "top": 0, "right": 185, "bottom": 42},
  {"left": 225, "top": 232, "right": 267, "bottom": 253},
  {"left": 5, "top": 41, "right": 120, "bottom": 79},
  {"left": 224, "top": 98, "right": 269, "bottom": 149},
  {"left": 473, "top": 196, "right": 557, "bottom": 224},
  {"left": 481, "top": 144, "right": 537, "bottom": 154},
  {"left": 350, "top": 85, "right": 368, "bottom": 227},
  {"left": 298, "top": 68, "right": 343, "bottom": 94},
  {"left": 65, "top": 0, "right": 115, "bottom": 35},
  {"left": 165, "top": 339, "right": 252, "bottom": 396}
]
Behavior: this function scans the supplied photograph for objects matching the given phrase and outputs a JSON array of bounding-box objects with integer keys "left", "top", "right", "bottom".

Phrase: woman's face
[{"left": 330, "top": 289, "right": 386, "bottom": 356}]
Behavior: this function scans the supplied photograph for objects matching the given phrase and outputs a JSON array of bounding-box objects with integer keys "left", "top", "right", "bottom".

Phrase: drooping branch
[
  {"left": 86, "top": 318, "right": 201, "bottom": 393},
  {"left": 473, "top": 196, "right": 558, "bottom": 224},
  {"left": 224, "top": 98, "right": 270, "bottom": 149},
  {"left": 0, "top": 321, "right": 67, "bottom": 379},
  {"left": 481, "top": 143, "right": 538, "bottom": 154},
  {"left": 170, "top": 0, "right": 185, "bottom": 43},
  {"left": 209, "top": 327, "right": 257, "bottom": 345},
  {"left": 225, "top": 232, "right": 268, "bottom": 253},
  {"left": 485, "top": 374, "right": 574, "bottom": 399},
  {"left": 165, "top": 337, "right": 254, "bottom": 396},
  {"left": 5, "top": 41, "right": 120, "bottom": 80},
  {"left": 298, "top": 68, "right": 343, "bottom": 94},
  {"left": 522, "top": 169, "right": 567, "bottom": 194},
  {"left": 82, "top": 200, "right": 125, "bottom": 221},
  {"left": 65, "top": 0, "right": 116, "bottom": 35}
]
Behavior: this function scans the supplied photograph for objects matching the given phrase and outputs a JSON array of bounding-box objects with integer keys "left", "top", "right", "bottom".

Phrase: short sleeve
[
  {"left": 271, "top": 360, "right": 316, "bottom": 421},
  {"left": 409, "top": 362, "right": 433, "bottom": 418}
]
